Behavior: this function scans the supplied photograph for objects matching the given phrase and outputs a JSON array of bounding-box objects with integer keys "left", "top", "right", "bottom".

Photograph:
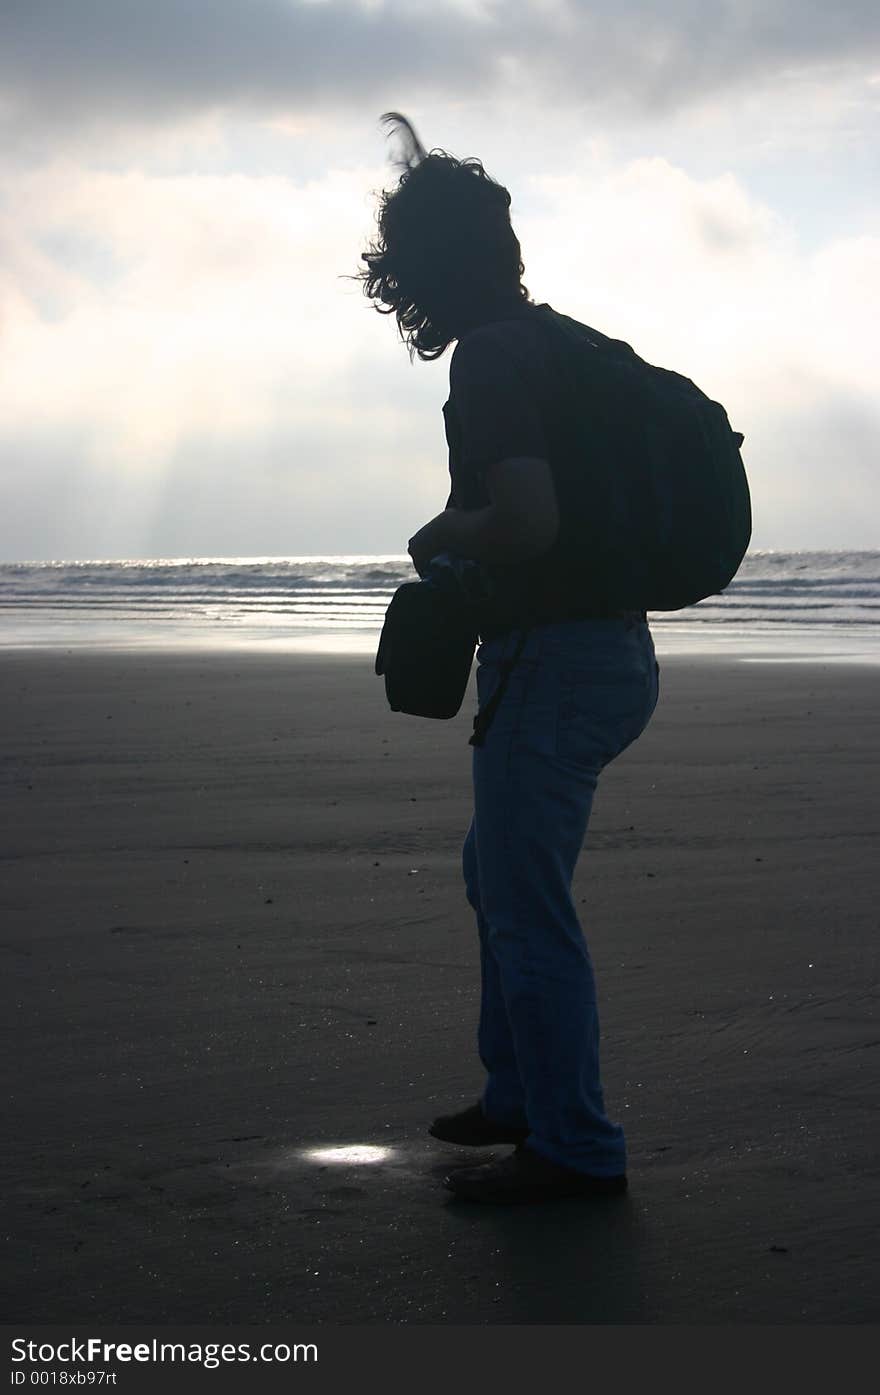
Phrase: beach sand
[{"left": 1, "top": 647, "right": 877, "bottom": 1324}]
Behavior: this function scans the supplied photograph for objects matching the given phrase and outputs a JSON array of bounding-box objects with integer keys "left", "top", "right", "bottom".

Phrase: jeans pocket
[{"left": 557, "top": 670, "right": 653, "bottom": 769}]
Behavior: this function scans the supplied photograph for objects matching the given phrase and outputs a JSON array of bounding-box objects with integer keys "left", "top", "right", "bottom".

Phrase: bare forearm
[
  {"left": 417, "top": 505, "right": 544, "bottom": 566},
  {"left": 408, "top": 458, "right": 560, "bottom": 573}
]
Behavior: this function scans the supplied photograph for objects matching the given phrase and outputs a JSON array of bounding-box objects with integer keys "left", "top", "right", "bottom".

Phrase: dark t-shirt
[
  {"left": 443, "top": 299, "right": 558, "bottom": 512},
  {"left": 443, "top": 299, "right": 590, "bottom": 630}
]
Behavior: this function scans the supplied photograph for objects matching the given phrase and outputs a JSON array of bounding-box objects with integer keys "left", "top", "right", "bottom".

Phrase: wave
[{"left": 2, "top": 552, "right": 879, "bottom": 650}]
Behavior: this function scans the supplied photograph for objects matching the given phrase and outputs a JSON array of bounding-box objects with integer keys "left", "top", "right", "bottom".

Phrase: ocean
[{"left": 1, "top": 551, "right": 878, "bottom": 662}]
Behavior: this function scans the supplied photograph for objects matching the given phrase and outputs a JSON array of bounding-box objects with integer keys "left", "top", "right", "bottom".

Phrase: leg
[
  {"left": 473, "top": 731, "right": 624, "bottom": 1173},
  {"left": 462, "top": 815, "right": 528, "bottom": 1128},
  {"left": 469, "top": 622, "right": 657, "bottom": 1176}
]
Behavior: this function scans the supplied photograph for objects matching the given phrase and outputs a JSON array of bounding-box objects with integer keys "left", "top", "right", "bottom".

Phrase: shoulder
[
  {"left": 450, "top": 307, "right": 550, "bottom": 391},
  {"left": 449, "top": 325, "right": 504, "bottom": 380}
]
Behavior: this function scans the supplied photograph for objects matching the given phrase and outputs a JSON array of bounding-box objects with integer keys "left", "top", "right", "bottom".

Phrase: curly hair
[{"left": 355, "top": 113, "right": 531, "bottom": 361}]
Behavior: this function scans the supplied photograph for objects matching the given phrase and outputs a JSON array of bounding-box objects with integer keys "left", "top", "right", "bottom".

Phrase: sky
[{"left": 1, "top": 0, "right": 878, "bottom": 561}]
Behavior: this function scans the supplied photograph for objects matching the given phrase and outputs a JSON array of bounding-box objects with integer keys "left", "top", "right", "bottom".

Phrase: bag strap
[
  {"left": 468, "top": 627, "right": 531, "bottom": 748},
  {"left": 533, "top": 303, "right": 618, "bottom": 358}
]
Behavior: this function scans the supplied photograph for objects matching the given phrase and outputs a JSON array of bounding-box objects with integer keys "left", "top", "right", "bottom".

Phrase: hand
[{"left": 407, "top": 511, "right": 454, "bottom": 577}]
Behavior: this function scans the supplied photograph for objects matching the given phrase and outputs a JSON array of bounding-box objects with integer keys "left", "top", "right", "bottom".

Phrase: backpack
[{"left": 529, "top": 305, "right": 751, "bottom": 611}]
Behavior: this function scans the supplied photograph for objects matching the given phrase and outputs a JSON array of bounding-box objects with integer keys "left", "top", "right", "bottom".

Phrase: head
[{"left": 356, "top": 112, "right": 531, "bottom": 361}]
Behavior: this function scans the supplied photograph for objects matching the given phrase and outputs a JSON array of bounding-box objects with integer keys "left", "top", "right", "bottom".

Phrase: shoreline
[{"left": 1, "top": 633, "right": 880, "bottom": 666}]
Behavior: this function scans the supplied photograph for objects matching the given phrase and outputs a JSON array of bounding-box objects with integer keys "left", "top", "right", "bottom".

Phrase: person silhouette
[{"left": 357, "top": 114, "right": 659, "bottom": 1202}]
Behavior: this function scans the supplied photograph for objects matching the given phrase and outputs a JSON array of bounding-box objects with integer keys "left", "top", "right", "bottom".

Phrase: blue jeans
[{"left": 462, "top": 616, "right": 659, "bottom": 1176}]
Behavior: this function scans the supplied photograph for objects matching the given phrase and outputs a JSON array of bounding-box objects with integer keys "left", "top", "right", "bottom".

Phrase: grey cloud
[{"left": 2, "top": 0, "right": 879, "bottom": 148}]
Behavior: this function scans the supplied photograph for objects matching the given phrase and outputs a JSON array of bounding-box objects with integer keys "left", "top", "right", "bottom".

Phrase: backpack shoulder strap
[{"left": 532, "top": 304, "right": 640, "bottom": 369}]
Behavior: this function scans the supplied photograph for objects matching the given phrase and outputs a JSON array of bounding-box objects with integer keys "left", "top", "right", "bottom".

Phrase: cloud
[
  {"left": 0, "top": 155, "right": 453, "bottom": 556},
  {"left": 520, "top": 157, "right": 880, "bottom": 547},
  {"left": 0, "top": 160, "right": 437, "bottom": 457},
  {"left": 2, "top": 4, "right": 878, "bottom": 559},
  {"left": 3, "top": 0, "right": 879, "bottom": 151},
  {"left": 1, "top": 148, "right": 878, "bottom": 557}
]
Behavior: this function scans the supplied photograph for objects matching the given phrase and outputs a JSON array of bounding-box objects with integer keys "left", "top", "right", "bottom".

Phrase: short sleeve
[{"left": 449, "top": 330, "right": 549, "bottom": 483}]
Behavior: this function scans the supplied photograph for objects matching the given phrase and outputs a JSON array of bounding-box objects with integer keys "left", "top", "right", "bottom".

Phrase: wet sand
[{"left": 1, "top": 647, "right": 878, "bottom": 1324}]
